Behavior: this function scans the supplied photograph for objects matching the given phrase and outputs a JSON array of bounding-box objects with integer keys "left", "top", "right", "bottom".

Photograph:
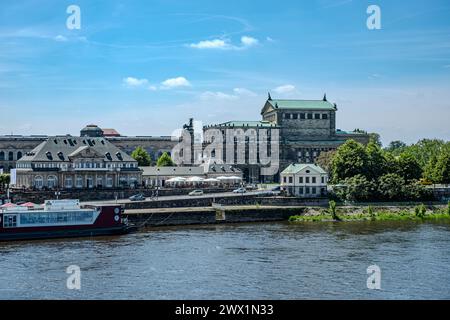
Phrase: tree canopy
[
  {"left": 156, "top": 152, "right": 175, "bottom": 167},
  {"left": 131, "top": 146, "right": 151, "bottom": 167}
]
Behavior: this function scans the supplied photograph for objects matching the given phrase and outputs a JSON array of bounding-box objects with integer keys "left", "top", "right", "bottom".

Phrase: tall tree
[
  {"left": 434, "top": 150, "right": 450, "bottom": 185},
  {"left": 315, "top": 150, "right": 336, "bottom": 174},
  {"left": 368, "top": 133, "right": 383, "bottom": 147},
  {"left": 423, "top": 155, "right": 438, "bottom": 183},
  {"left": 331, "top": 140, "right": 368, "bottom": 183},
  {"left": 365, "top": 141, "right": 387, "bottom": 180},
  {"left": 395, "top": 153, "right": 422, "bottom": 182},
  {"left": 156, "top": 152, "right": 175, "bottom": 167},
  {"left": 131, "top": 146, "right": 151, "bottom": 166},
  {"left": 385, "top": 140, "right": 407, "bottom": 153}
]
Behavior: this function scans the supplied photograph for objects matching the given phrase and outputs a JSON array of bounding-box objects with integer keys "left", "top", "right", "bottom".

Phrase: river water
[{"left": 1, "top": 220, "right": 449, "bottom": 299}]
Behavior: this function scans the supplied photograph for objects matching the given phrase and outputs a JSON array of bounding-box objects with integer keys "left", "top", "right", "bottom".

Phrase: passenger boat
[{"left": 0, "top": 199, "right": 136, "bottom": 241}]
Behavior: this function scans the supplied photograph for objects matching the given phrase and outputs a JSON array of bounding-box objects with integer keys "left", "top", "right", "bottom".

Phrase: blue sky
[{"left": 1, "top": 0, "right": 449, "bottom": 144}]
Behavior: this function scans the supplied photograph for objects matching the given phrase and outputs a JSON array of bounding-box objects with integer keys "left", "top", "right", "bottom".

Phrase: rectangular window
[
  {"left": 299, "top": 187, "right": 304, "bottom": 194},
  {"left": 312, "top": 177, "right": 316, "bottom": 183},
  {"left": 321, "top": 177, "right": 325, "bottom": 184},
  {"left": 300, "top": 113, "right": 305, "bottom": 119},
  {"left": 288, "top": 177, "right": 293, "bottom": 183},
  {"left": 305, "top": 187, "right": 310, "bottom": 194},
  {"left": 299, "top": 177, "right": 303, "bottom": 183},
  {"left": 314, "top": 113, "right": 320, "bottom": 119},
  {"left": 283, "top": 177, "right": 287, "bottom": 183},
  {"left": 322, "top": 113, "right": 328, "bottom": 119},
  {"left": 312, "top": 187, "right": 317, "bottom": 194},
  {"left": 3, "top": 215, "right": 17, "bottom": 228},
  {"left": 307, "top": 113, "right": 313, "bottom": 119},
  {"left": 306, "top": 177, "right": 310, "bottom": 183},
  {"left": 293, "top": 114, "right": 298, "bottom": 119},
  {"left": 284, "top": 113, "right": 290, "bottom": 119}
]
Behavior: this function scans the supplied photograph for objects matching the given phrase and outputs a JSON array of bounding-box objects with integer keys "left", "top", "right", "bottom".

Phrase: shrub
[{"left": 415, "top": 204, "right": 427, "bottom": 219}]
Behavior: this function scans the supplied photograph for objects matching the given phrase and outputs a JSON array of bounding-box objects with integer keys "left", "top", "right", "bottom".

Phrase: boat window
[
  {"left": 19, "top": 211, "right": 95, "bottom": 225},
  {"left": 3, "top": 215, "right": 17, "bottom": 228}
]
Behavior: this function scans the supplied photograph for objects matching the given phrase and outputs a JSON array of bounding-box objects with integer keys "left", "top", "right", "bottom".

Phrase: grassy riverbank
[{"left": 289, "top": 202, "right": 450, "bottom": 222}]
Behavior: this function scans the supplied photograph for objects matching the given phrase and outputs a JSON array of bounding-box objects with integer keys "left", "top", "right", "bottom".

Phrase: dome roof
[{"left": 80, "top": 124, "right": 104, "bottom": 137}]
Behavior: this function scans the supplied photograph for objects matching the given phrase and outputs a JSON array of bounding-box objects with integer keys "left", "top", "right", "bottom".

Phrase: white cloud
[
  {"left": 123, "top": 77, "right": 149, "bottom": 87},
  {"left": 241, "top": 36, "right": 258, "bottom": 47},
  {"left": 54, "top": 35, "right": 68, "bottom": 42},
  {"left": 233, "top": 87, "right": 257, "bottom": 97},
  {"left": 189, "top": 36, "right": 259, "bottom": 50},
  {"left": 200, "top": 87, "right": 258, "bottom": 101},
  {"left": 189, "top": 39, "right": 229, "bottom": 49},
  {"left": 274, "top": 84, "right": 296, "bottom": 94},
  {"left": 160, "top": 77, "right": 191, "bottom": 89},
  {"left": 200, "top": 91, "right": 238, "bottom": 101}
]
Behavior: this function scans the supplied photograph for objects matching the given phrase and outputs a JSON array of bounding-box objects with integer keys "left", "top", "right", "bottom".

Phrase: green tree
[
  {"left": 331, "top": 140, "right": 368, "bottom": 183},
  {"left": 131, "top": 146, "right": 151, "bottom": 167},
  {"left": 156, "top": 152, "right": 175, "bottom": 167},
  {"left": 366, "top": 141, "right": 388, "bottom": 180},
  {"left": 434, "top": 150, "right": 450, "bottom": 185},
  {"left": 315, "top": 149, "right": 336, "bottom": 174},
  {"left": 368, "top": 133, "right": 383, "bottom": 147},
  {"left": 423, "top": 155, "right": 438, "bottom": 184},
  {"left": 0, "top": 174, "right": 10, "bottom": 191},
  {"left": 336, "top": 175, "right": 375, "bottom": 202},
  {"left": 395, "top": 153, "right": 422, "bottom": 182},
  {"left": 378, "top": 173, "right": 405, "bottom": 201},
  {"left": 385, "top": 140, "right": 407, "bottom": 153}
]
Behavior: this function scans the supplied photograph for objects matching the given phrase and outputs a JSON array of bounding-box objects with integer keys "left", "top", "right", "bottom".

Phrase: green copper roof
[
  {"left": 212, "top": 121, "right": 277, "bottom": 128},
  {"left": 268, "top": 99, "right": 336, "bottom": 110},
  {"left": 281, "top": 164, "right": 327, "bottom": 175}
]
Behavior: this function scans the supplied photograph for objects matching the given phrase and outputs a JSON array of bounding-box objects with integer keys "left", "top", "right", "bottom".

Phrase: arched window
[
  {"left": 34, "top": 176, "right": 43, "bottom": 189},
  {"left": 8, "top": 151, "right": 14, "bottom": 161},
  {"left": 17, "top": 151, "right": 23, "bottom": 160},
  {"left": 47, "top": 175, "right": 57, "bottom": 189},
  {"left": 0, "top": 151, "right": 4, "bottom": 161}
]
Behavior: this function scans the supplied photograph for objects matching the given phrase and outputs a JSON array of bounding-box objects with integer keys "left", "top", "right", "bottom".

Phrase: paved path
[{"left": 82, "top": 190, "right": 276, "bottom": 206}]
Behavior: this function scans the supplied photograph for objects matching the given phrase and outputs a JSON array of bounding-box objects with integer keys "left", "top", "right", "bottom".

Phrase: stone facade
[
  {"left": 202, "top": 94, "right": 370, "bottom": 183},
  {"left": 15, "top": 136, "right": 142, "bottom": 190},
  {"left": 0, "top": 125, "right": 178, "bottom": 172},
  {"left": 280, "top": 164, "right": 328, "bottom": 197}
]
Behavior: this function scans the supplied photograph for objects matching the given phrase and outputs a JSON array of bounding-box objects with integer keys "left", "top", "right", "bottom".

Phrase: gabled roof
[
  {"left": 281, "top": 164, "right": 327, "bottom": 175},
  {"left": 18, "top": 136, "right": 136, "bottom": 162},
  {"left": 262, "top": 97, "right": 337, "bottom": 115},
  {"left": 268, "top": 99, "right": 336, "bottom": 110}
]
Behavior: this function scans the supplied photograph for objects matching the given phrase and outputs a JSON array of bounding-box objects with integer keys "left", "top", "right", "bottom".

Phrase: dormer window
[
  {"left": 116, "top": 152, "right": 123, "bottom": 161},
  {"left": 46, "top": 152, "right": 53, "bottom": 160}
]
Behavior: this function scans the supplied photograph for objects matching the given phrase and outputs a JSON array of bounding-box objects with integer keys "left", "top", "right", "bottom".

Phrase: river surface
[{"left": 1, "top": 220, "right": 449, "bottom": 299}]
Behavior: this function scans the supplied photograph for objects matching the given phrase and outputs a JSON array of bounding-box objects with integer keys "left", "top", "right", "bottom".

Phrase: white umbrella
[
  {"left": 204, "top": 178, "right": 220, "bottom": 182},
  {"left": 187, "top": 176, "right": 204, "bottom": 182},
  {"left": 167, "top": 177, "right": 187, "bottom": 182}
]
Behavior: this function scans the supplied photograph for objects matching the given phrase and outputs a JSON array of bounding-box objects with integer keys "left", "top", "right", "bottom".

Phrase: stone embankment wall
[
  {"left": 122, "top": 196, "right": 328, "bottom": 210},
  {"left": 126, "top": 207, "right": 305, "bottom": 227}
]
